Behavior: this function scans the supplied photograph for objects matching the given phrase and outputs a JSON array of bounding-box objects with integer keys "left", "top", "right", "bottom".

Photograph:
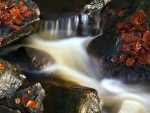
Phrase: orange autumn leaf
[
  {"left": 26, "top": 100, "right": 39, "bottom": 108},
  {"left": 9, "top": 8, "right": 21, "bottom": 17},
  {"left": 130, "top": 33, "right": 138, "bottom": 42},
  {"left": 0, "top": 36, "right": 2, "bottom": 45},
  {"left": 22, "top": 96, "right": 29, "bottom": 104},
  {"left": 111, "top": 56, "right": 118, "bottom": 63},
  {"left": 142, "top": 31, "right": 150, "bottom": 42},
  {"left": 138, "top": 57, "right": 148, "bottom": 65},
  {"left": 118, "top": 9, "right": 128, "bottom": 17},
  {"left": 116, "top": 22, "right": 130, "bottom": 32},
  {"left": 126, "top": 57, "right": 135, "bottom": 66},
  {"left": 28, "top": 90, "right": 34, "bottom": 96},
  {"left": 18, "top": 5, "right": 28, "bottom": 13},
  {"left": 130, "top": 10, "right": 146, "bottom": 26},
  {"left": 82, "top": 90, "right": 91, "bottom": 94},
  {"left": 119, "top": 53, "right": 127, "bottom": 64},
  {"left": 0, "top": 63, "right": 5, "bottom": 69},
  {"left": 132, "top": 42, "right": 141, "bottom": 52},
  {"left": 122, "top": 44, "right": 130, "bottom": 52},
  {"left": 11, "top": 26, "right": 21, "bottom": 31},
  {"left": 15, "top": 98, "right": 21, "bottom": 104}
]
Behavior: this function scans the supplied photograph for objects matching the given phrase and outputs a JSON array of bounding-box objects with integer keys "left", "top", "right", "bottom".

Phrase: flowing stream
[
  {"left": 1, "top": 1, "right": 150, "bottom": 112},
  {"left": 21, "top": 18, "right": 150, "bottom": 113}
]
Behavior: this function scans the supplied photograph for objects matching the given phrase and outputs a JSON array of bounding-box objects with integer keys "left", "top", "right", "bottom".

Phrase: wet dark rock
[
  {"left": 19, "top": 46, "right": 54, "bottom": 70},
  {"left": 77, "top": 14, "right": 96, "bottom": 35},
  {"left": 0, "top": 58, "right": 25, "bottom": 99},
  {"left": 32, "top": 0, "right": 103, "bottom": 20},
  {"left": 0, "top": 105, "right": 20, "bottom": 113},
  {"left": 44, "top": 85, "right": 101, "bottom": 113},
  {"left": 33, "top": 0, "right": 104, "bottom": 36},
  {"left": 0, "top": 0, "right": 40, "bottom": 47},
  {"left": 0, "top": 83, "right": 45, "bottom": 113},
  {"left": 88, "top": 0, "right": 150, "bottom": 83}
]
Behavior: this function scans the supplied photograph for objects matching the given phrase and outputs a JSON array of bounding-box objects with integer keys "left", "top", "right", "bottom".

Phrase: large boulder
[
  {"left": 0, "top": 0, "right": 40, "bottom": 47},
  {"left": 88, "top": 0, "right": 150, "bottom": 83},
  {"left": 44, "top": 85, "right": 101, "bottom": 113}
]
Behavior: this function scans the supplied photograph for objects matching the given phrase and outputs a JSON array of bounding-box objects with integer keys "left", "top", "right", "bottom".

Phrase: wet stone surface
[
  {"left": 88, "top": 0, "right": 150, "bottom": 83},
  {"left": 44, "top": 85, "right": 101, "bottom": 113},
  {"left": 0, "top": 105, "right": 21, "bottom": 113},
  {"left": 0, "top": 83, "right": 45, "bottom": 113},
  {"left": 33, "top": 0, "right": 104, "bottom": 36},
  {"left": 0, "top": 58, "right": 25, "bottom": 99},
  {"left": 32, "top": 0, "right": 102, "bottom": 19},
  {"left": 19, "top": 46, "right": 54, "bottom": 70}
]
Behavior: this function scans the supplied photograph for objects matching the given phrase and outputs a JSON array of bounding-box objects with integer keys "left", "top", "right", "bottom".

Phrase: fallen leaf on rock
[
  {"left": 15, "top": 98, "right": 21, "bottom": 104},
  {"left": 0, "top": 63, "right": 5, "bottom": 69},
  {"left": 28, "top": 90, "right": 34, "bottom": 96},
  {"left": 26, "top": 100, "right": 39, "bottom": 108}
]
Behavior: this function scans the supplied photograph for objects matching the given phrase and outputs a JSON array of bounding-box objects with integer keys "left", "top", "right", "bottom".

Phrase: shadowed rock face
[
  {"left": 19, "top": 46, "right": 54, "bottom": 70},
  {"left": 32, "top": 0, "right": 94, "bottom": 19},
  {"left": 32, "top": 0, "right": 104, "bottom": 36},
  {"left": 44, "top": 85, "right": 101, "bottom": 113},
  {"left": 88, "top": 0, "right": 150, "bottom": 83},
  {"left": 0, "top": 105, "right": 21, "bottom": 113}
]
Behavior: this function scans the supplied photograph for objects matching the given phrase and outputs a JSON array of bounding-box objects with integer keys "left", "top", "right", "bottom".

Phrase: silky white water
[
  {"left": 0, "top": 0, "right": 149, "bottom": 112},
  {"left": 20, "top": 33, "right": 150, "bottom": 113},
  {"left": 20, "top": 10, "right": 150, "bottom": 112},
  {"left": 3, "top": 0, "right": 150, "bottom": 111},
  {"left": 1, "top": 15, "right": 150, "bottom": 113}
]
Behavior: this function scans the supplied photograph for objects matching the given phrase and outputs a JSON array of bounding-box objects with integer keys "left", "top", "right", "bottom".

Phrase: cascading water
[
  {"left": 1, "top": 0, "right": 150, "bottom": 113},
  {"left": 9, "top": 19, "right": 150, "bottom": 113}
]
